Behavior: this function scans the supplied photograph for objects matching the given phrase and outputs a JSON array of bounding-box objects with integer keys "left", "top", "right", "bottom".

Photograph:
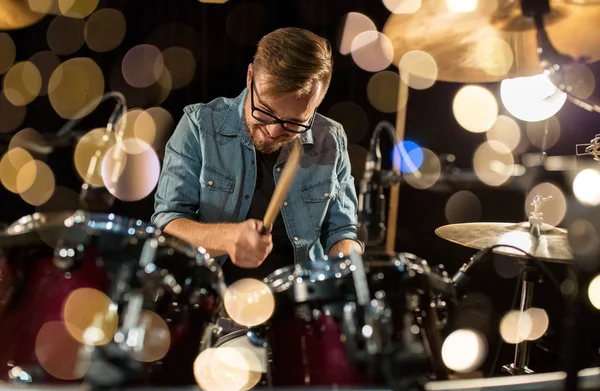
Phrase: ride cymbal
[
  {"left": 0, "top": 0, "right": 45, "bottom": 31},
  {"left": 435, "top": 221, "right": 572, "bottom": 263},
  {"left": 382, "top": 0, "right": 600, "bottom": 83}
]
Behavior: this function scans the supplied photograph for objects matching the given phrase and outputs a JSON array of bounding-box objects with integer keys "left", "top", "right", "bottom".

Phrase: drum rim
[
  {"left": 0, "top": 210, "right": 216, "bottom": 268},
  {"left": 264, "top": 256, "right": 353, "bottom": 293}
]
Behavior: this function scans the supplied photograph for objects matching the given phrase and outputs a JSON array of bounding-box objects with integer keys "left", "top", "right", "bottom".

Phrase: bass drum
[{"left": 0, "top": 210, "right": 224, "bottom": 386}]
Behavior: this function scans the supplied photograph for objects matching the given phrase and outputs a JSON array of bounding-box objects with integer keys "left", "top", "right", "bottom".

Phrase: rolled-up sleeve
[
  {"left": 151, "top": 109, "right": 201, "bottom": 229},
  {"left": 322, "top": 127, "right": 363, "bottom": 254}
]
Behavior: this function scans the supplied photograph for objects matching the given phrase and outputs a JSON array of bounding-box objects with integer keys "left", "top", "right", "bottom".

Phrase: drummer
[{"left": 151, "top": 27, "right": 363, "bottom": 284}]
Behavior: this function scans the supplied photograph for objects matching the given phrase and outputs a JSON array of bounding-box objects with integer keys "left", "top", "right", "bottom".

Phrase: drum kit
[{"left": 1, "top": 0, "right": 600, "bottom": 390}]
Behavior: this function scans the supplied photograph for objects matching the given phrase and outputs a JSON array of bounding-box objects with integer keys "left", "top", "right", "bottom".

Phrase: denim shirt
[{"left": 151, "top": 88, "right": 361, "bottom": 267}]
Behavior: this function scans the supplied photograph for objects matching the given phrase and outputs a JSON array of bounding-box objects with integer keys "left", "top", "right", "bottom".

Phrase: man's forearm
[
  {"left": 163, "top": 218, "right": 236, "bottom": 257},
  {"left": 328, "top": 239, "right": 363, "bottom": 258}
]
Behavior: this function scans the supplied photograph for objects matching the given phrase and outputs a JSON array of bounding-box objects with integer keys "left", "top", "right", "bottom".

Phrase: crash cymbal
[
  {"left": 0, "top": 0, "right": 45, "bottom": 31},
  {"left": 435, "top": 222, "right": 572, "bottom": 263},
  {"left": 382, "top": 0, "right": 600, "bottom": 83}
]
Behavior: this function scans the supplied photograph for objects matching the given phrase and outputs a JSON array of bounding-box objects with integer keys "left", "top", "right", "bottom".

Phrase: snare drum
[{"left": 0, "top": 211, "right": 223, "bottom": 386}]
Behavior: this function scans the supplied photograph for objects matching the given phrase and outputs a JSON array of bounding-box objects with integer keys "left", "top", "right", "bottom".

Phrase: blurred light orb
[
  {"left": 399, "top": 50, "right": 438, "bottom": 90},
  {"left": 500, "top": 74, "right": 567, "bottom": 122},
  {"left": 573, "top": 169, "right": 600, "bottom": 207},
  {"left": 224, "top": 278, "right": 275, "bottom": 327},
  {"left": 453, "top": 85, "right": 498, "bottom": 133},
  {"left": 383, "top": 0, "right": 421, "bottom": 14},
  {"left": 338, "top": 12, "right": 377, "bottom": 55},
  {"left": 446, "top": 0, "right": 478, "bottom": 13},
  {"left": 351, "top": 31, "right": 394, "bottom": 72},
  {"left": 441, "top": 329, "right": 487, "bottom": 373},
  {"left": 486, "top": 115, "right": 521, "bottom": 152}
]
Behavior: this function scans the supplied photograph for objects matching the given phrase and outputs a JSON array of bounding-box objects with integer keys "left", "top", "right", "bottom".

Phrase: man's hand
[{"left": 227, "top": 219, "right": 273, "bottom": 268}]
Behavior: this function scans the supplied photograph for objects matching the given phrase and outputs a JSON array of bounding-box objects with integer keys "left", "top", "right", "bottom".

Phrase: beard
[{"left": 245, "top": 117, "right": 293, "bottom": 154}]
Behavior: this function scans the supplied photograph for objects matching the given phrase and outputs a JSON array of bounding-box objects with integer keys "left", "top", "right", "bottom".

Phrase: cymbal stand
[{"left": 502, "top": 262, "right": 541, "bottom": 375}]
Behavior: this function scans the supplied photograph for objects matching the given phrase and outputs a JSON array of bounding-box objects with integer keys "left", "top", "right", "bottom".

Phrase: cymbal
[
  {"left": 435, "top": 222, "right": 572, "bottom": 263},
  {"left": 0, "top": 0, "right": 45, "bottom": 31},
  {"left": 382, "top": 0, "right": 600, "bottom": 83}
]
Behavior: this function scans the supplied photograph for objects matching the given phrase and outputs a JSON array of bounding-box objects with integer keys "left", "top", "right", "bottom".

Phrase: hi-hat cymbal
[
  {"left": 382, "top": 0, "right": 600, "bottom": 83},
  {"left": 435, "top": 222, "right": 573, "bottom": 263},
  {"left": 0, "top": 0, "right": 45, "bottom": 31}
]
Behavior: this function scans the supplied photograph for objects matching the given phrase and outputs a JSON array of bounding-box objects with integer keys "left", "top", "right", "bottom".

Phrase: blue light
[{"left": 392, "top": 140, "right": 424, "bottom": 173}]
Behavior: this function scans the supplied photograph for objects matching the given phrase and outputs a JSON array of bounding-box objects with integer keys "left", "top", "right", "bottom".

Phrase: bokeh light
[
  {"left": 441, "top": 329, "right": 487, "bottom": 373},
  {"left": 367, "top": 71, "right": 405, "bottom": 113},
  {"left": 9, "top": 127, "right": 47, "bottom": 157},
  {"left": 101, "top": 140, "right": 161, "bottom": 202},
  {"left": 473, "top": 141, "right": 515, "bottom": 187},
  {"left": 36, "top": 186, "right": 86, "bottom": 215},
  {"left": 500, "top": 74, "right": 567, "bottom": 122},
  {"left": 134, "top": 107, "right": 175, "bottom": 152},
  {"left": 445, "top": 0, "right": 478, "bottom": 13},
  {"left": 393, "top": 140, "right": 423, "bottom": 174},
  {"left": 453, "top": 85, "right": 498, "bottom": 133},
  {"left": 58, "top": 0, "right": 99, "bottom": 18},
  {"left": 63, "top": 288, "right": 118, "bottom": 346},
  {"left": 475, "top": 36, "right": 514, "bottom": 78},
  {"left": 18, "top": 160, "right": 55, "bottom": 206},
  {"left": 0, "top": 147, "right": 34, "bottom": 193},
  {"left": 47, "top": 16, "right": 85, "bottom": 55},
  {"left": 224, "top": 278, "right": 275, "bottom": 327},
  {"left": 500, "top": 310, "right": 532, "bottom": 344},
  {"left": 0, "top": 94, "right": 26, "bottom": 133},
  {"left": 399, "top": 50, "right": 438, "bottom": 90},
  {"left": 351, "top": 31, "right": 394, "bottom": 72},
  {"left": 445, "top": 190, "right": 482, "bottom": 223},
  {"left": 486, "top": 115, "right": 521, "bottom": 152},
  {"left": 403, "top": 148, "right": 442, "bottom": 190},
  {"left": 49, "top": 57, "right": 105, "bottom": 119},
  {"left": 162, "top": 47, "right": 197, "bottom": 89},
  {"left": 74, "top": 127, "right": 117, "bottom": 187},
  {"left": 383, "top": 0, "right": 421, "bottom": 13},
  {"left": 526, "top": 116, "right": 561, "bottom": 150},
  {"left": 0, "top": 33, "right": 16, "bottom": 75},
  {"left": 327, "top": 101, "right": 369, "bottom": 144},
  {"left": 110, "top": 59, "right": 172, "bottom": 108},
  {"left": 525, "top": 183, "right": 567, "bottom": 227},
  {"left": 131, "top": 310, "right": 171, "bottom": 363},
  {"left": 563, "top": 63, "right": 596, "bottom": 100},
  {"left": 35, "top": 321, "right": 90, "bottom": 380},
  {"left": 588, "top": 275, "right": 600, "bottom": 310},
  {"left": 525, "top": 308, "right": 549, "bottom": 341},
  {"left": 85, "top": 8, "right": 127, "bottom": 53},
  {"left": 194, "top": 346, "right": 262, "bottom": 391},
  {"left": 573, "top": 169, "right": 600, "bottom": 207},
  {"left": 568, "top": 219, "right": 600, "bottom": 271},
  {"left": 122, "top": 45, "right": 165, "bottom": 89},
  {"left": 29, "top": 51, "right": 61, "bottom": 96},
  {"left": 338, "top": 12, "right": 377, "bottom": 55},
  {"left": 3, "top": 61, "right": 42, "bottom": 106}
]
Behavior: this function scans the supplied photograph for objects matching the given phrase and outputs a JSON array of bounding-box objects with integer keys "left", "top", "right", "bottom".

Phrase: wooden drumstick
[{"left": 261, "top": 142, "right": 303, "bottom": 235}]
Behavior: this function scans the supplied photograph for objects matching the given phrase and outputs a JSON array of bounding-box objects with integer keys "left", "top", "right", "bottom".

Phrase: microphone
[
  {"left": 451, "top": 247, "right": 493, "bottom": 290},
  {"left": 357, "top": 121, "right": 392, "bottom": 248}
]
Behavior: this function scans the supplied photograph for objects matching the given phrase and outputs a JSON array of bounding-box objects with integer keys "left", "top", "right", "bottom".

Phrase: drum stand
[{"left": 502, "top": 263, "right": 541, "bottom": 375}]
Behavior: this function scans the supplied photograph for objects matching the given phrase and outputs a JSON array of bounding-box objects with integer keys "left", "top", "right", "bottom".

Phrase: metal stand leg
[{"left": 502, "top": 267, "right": 539, "bottom": 375}]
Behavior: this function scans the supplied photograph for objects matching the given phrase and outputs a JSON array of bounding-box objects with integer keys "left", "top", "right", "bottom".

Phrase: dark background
[{"left": 2, "top": 0, "right": 600, "bottom": 379}]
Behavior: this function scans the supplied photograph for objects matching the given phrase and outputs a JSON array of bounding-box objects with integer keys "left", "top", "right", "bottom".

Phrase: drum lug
[{"left": 52, "top": 240, "right": 83, "bottom": 271}]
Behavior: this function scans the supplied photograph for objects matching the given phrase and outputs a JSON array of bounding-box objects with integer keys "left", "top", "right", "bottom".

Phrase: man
[{"left": 151, "top": 27, "right": 362, "bottom": 284}]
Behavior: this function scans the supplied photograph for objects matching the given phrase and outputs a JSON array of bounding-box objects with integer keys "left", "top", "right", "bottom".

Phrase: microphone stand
[
  {"left": 519, "top": 1, "right": 596, "bottom": 389},
  {"left": 55, "top": 91, "right": 128, "bottom": 211}
]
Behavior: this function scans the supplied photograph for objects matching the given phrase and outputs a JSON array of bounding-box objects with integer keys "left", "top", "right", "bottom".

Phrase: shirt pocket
[
  {"left": 199, "top": 164, "right": 235, "bottom": 222},
  {"left": 301, "top": 178, "right": 340, "bottom": 230}
]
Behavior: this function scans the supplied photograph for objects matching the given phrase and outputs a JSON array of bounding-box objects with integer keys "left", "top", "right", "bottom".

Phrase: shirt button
[
  {"left": 276, "top": 167, "right": 281, "bottom": 172},
  {"left": 208, "top": 180, "right": 214, "bottom": 186},
  {"left": 293, "top": 236, "right": 299, "bottom": 241},
  {"left": 244, "top": 194, "right": 249, "bottom": 199},
  {"left": 283, "top": 201, "right": 288, "bottom": 206},
  {"left": 323, "top": 192, "right": 329, "bottom": 198}
]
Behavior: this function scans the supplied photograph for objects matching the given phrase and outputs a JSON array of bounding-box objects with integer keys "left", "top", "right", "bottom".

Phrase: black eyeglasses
[{"left": 250, "top": 78, "right": 316, "bottom": 134}]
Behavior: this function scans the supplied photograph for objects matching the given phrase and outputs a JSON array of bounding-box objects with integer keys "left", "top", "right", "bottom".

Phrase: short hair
[{"left": 253, "top": 27, "right": 333, "bottom": 99}]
